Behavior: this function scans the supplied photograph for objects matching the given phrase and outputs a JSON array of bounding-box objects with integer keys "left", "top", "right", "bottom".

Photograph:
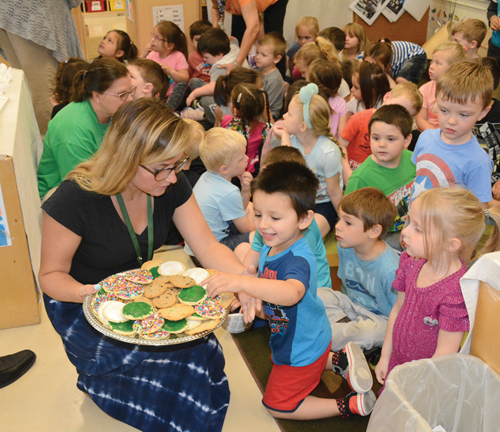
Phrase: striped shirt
[{"left": 390, "top": 41, "right": 426, "bottom": 77}]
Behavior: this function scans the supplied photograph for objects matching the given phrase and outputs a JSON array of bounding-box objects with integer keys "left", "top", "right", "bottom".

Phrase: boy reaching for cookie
[{"left": 205, "top": 161, "right": 376, "bottom": 420}]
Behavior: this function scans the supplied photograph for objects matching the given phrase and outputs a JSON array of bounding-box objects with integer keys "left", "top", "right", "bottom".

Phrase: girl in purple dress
[{"left": 375, "top": 187, "right": 497, "bottom": 388}]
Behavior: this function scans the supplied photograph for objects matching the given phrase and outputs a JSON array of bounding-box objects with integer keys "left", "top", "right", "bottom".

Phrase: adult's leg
[
  {"left": 0, "top": 30, "right": 58, "bottom": 137},
  {"left": 262, "top": 0, "right": 289, "bottom": 78}
]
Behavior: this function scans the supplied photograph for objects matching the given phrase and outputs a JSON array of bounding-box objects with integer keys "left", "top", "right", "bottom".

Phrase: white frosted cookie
[
  {"left": 186, "top": 317, "right": 202, "bottom": 331},
  {"left": 102, "top": 301, "right": 128, "bottom": 323},
  {"left": 182, "top": 268, "right": 209, "bottom": 285},
  {"left": 97, "top": 301, "right": 112, "bottom": 328},
  {"left": 158, "top": 261, "right": 186, "bottom": 276}
]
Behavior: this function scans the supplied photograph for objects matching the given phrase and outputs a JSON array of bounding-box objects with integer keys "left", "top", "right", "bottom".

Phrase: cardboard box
[
  {"left": 0, "top": 156, "right": 40, "bottom": 329},
  {"left": 86, "top": 0, "right": 106, "bottom": 12}
]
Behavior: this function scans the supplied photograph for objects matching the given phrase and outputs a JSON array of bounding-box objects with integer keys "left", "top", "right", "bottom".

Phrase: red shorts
[{"left": 262, "top": 341, "right": 332, "bottom": 412}]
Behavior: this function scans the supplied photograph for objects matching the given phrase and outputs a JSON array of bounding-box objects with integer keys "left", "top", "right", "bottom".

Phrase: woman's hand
[
  {"left": 79, "top": 284, "right": 102, "bottom": 300},
  {"left": 491, "top": 15, "right": 500, "bottom": 31}
]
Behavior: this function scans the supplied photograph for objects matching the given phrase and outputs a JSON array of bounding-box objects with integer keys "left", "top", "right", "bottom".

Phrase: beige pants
[{"left": 0, "top": 30, "right": 59, "bottom": 137}]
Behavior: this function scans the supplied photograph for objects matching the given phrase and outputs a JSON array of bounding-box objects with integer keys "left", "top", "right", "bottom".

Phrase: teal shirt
[
  {"left": 37, "top": 99, "right": 110, "bottom": 199},
  {"left": 251, "top": 218, "right": 332, "bottom": 289}
]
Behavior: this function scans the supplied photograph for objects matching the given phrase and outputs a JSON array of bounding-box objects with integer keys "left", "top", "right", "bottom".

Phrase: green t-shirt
[
  {"left": 37, "top": 99, "right": 110, "bottom": 199},
  {"left": 345, "top": 150, "right": 416, "bottom": 232}
]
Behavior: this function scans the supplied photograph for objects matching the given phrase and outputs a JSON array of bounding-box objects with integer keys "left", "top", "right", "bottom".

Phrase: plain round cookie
[
  {"left": 152, "top": 290, "right": 177, "bottom": 309},
  {"left": 158, "top": 304, "right": 195, "bottom": 321},
  {"left": 144, "top": 276, "right": 172, "bottom": 298},
  {"left": 158, "top": 261, "right": 186, "bottom": 276},
  {"left": 182, "top": 268, "right": 210, "bottom": 285},
  {"left": 170, "top": 275, "right": 196, "bottom": 289},
  {"left": 185, "top": 319, "right": 220, "bottom": 335}
]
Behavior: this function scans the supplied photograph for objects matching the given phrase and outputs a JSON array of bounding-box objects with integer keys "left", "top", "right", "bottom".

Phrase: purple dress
[{"left": 386, "top": 251, "right": 469, "bottom": 380}]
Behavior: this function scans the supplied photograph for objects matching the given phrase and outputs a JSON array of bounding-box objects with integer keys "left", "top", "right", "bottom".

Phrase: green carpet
[{"left": 232, "top": 326, "right": 382, "bottom": 432}]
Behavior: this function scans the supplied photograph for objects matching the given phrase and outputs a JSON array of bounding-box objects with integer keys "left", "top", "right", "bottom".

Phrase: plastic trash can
[{"left": 367, "top": 354, "right": 500, "bottom": 432}]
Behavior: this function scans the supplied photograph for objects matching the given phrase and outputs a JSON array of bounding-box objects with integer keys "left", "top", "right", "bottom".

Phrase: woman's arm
[
  {"left": 326, "top": 173, "right": 343, "bottom": 211},
  {"left": 38, "top": 214, "right": 99, "bottom": 303},
  {"left": 173, "top": 194, "right": 246, "bottom": 274},
  {"left": 375, "top": 291, "right": 405, "bottom": 384}
]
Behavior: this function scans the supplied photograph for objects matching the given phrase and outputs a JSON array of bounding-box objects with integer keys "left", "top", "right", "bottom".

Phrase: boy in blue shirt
[
  {"left": 206, "top": 162, "right": 376, "bottom": 420},
  {"left": 318, "top": 188, "right": 400, "bottom": 353}
]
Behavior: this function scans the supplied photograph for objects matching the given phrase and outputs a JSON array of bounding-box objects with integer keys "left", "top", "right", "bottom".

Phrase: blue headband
[{"left": 299, "top": 83, "right": 319, "bottom": 129}]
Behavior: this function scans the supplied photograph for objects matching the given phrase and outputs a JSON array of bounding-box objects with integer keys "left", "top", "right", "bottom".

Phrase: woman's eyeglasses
[
  {"left": 140, "top": 155, "right": 190, "bottom": 181},
  {"left": 103, "top": 85, "right": 137, "bottom": 101},
  {"left": 150, "top": 33, "right": 167, "bottom": 43}
]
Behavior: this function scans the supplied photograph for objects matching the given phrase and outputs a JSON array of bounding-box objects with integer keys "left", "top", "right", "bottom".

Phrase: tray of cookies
[{"left": 82, "top": 261, "right": 231, "bottom": 346}]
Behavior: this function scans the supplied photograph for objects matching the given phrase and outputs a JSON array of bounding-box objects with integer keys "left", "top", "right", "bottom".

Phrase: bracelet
[{"left": 233, "top": 61, "right": 240, "bottom": 67}]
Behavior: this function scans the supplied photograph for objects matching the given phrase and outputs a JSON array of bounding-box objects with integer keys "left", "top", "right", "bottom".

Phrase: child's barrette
[
  {"left": 484, "top": 208, "right": 491, "bottom": 220},
  {"left": 299, "top": 83, "right": 319, "bottom": 129},
  {"left": 237, "top": 93, "right": 242, "bottom": 103}
]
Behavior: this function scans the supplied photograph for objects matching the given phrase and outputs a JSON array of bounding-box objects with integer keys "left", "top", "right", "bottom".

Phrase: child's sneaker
[
  {"left": 337, "top": 390, "right": 376, "bottom": 418},
  {"left": 331, "top": 341, "right": 373, "bottom": 394}
]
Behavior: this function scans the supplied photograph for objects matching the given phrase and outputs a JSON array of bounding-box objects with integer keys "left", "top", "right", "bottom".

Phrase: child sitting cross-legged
[
  {"left": 345, "top": 104, "right": 416, "bottom": 250},
  {"left": 318, "top": 187, "right": 399, "bottom": 355},
  {"left": 184, "top": 128, "right": 254, "bottom": 258},
  {"left": 206, "top": 161, "right": 376, "bottom": 420}
]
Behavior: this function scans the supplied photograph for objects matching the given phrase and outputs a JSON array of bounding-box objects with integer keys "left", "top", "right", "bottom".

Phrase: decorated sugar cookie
[
  {"left": 101, "top": 274, "right": 126, "bottom": 292},
  {"left": 158, "top": 261, "right": 186, "bottom": 276},
  {"left": 133, "top": 312, "right": 164, "bottom": 334},
  {"left": 140, "top": 329, "right": 170, "bottom": 340},
  {"left": 122, "top": 301, "right": 154, "bottom": 320},
  {"left": 124, "top": 269, "right": 154, "bottom": 285},
  {"left": 182, "top": 268, "right": 209, "bottom": 285},
  {"left": 195, "top": 297, "right": 225, "bottom": 320},
  {"left": 102, "top": 301, "right": 128, "bottom": 323},
  {"left": 185, "top": 319, "right": 220, "bottom": 335},
  {"left": 177, "top": 285, "right": 207, "bottom": 305},
  {"left": 91, "top": 289, "right": 120, "bottom": 316},
  {"left": 109, "top": 320, "right": 135, "bottom": 336},
  {"left": 162, "top": 318, "right": 188, "bottom": 334},
  {"left": 114, "top": 280, "right": 145, "bottom": 300}
]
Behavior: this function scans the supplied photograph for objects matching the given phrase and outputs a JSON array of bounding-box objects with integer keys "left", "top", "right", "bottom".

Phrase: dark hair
[
  {"left": 365, "top": 41, "right": 392, "bottom": 70},
  {"left": 128, "top": 58, "right": 169, "bottom": 100},
  {"left": 214, "top": 67, "right": 260, "bottom": 106},
  {"left": 283, "top": 79, "right": 309, "bottom": 113},
  {"left": 318, "top": 27, "right": 346, "bottom": 52},
  {"left": 340, "top": 187, "right": 397, "bottom": 239},
  {"left": 257, "top": 32, "right": 286, "bottom": 58},
  {"left": 53, "top": 57, "right": 89, "bottom": 104},
  {"left": 262, "top": 147, "right": 306, "bottom": 167},
  {"left": 340, "top": 59, "right": 359, "bottom": 88},
  {"left": 71, "top": 58, "right": 129, "bottom": 102},
  {"left": 358, "top": 61, "right": 390, "bottom": 109},
  {"left": 197, "top": 28, "right": 230, "bottom": 57},
  {"left": 113, "top": 30, "right": 138, "bottom": 62},
  {"left": 481, "top": 56, "right": 500, "bottom": 90},
  {"left": 189, "top": 20, "right": 213, "bottom": 40},
  {"left": 156, "top": 21, "right": 189, "bottom": 60},
  {"left": 307, "top": 59, "right": 343, "bottom": 98},
  {"left": 251, "top": 161, "right": 319, "bottom": 218},
  {"left": 369, "top": 104, "right": 413, "bottom": 138}
]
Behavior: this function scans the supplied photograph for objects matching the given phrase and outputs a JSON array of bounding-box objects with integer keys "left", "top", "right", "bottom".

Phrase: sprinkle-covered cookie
[
  {"left": 158, "top": 303, "right": 195, "bottom": 321},
  {"left": 170, "top": 275, "right": 196, "bottom": 289},
  {"left": 124, "top": 269, "right": 154, "bottom": 285},
  {"left": 177, "top": 285, "right": 207, "bottom": 305},
  {"left": 144, "top": 276, "right": 171, "bottom": 299},
  {"left": 182, "top": 268, "right": 209, "bottom": 285},
  {"left": 140, "top": 329, "right": 170, "bottom": 340},
  {"left": 122, "top": 301, "right": 154, "bottom": 320},
  {"left": 152, "top": 290, "right": 177, "bottom": 309},
  {"left": 133, "top": 312, "right": 164, "bottom": 334},
  {"left": 162, "top": 318, "right": 188, "bottom": 334},
  {"left": 158, "top": 261, "right": 186, "bottom": 276},
  {"left": 185, "top": 319, "right": 220, "bottom": 335},
  {"left": 91, "top": 290, "right": 120, "bottom": 316},
  {"left": 109, "top": 320, "right": 135, "bottom": 336},
  {"left": 101, "top": 274, "right": 126, "bottom": 292},
  {"left": 114, "top": 280, "right": 145, "bottom": 300},
  {"left": 195, "top": 297, "right": 225, "bottom": 320}
]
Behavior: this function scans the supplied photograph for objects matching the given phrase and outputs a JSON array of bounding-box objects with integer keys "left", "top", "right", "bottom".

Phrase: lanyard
[{"left": 116, "top": 193, "right": 153, "bottom": 266}]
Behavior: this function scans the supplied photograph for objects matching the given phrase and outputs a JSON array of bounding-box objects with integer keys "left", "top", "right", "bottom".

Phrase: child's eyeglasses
[
  {"left": 140, "top": 155, "right": 190, "bottom": 181},
  {"left": 103, "top": 85, "right": 137, "bottom": 101},
  {"left": 150, "top": 33, "right": 167, "bottom": 43}
]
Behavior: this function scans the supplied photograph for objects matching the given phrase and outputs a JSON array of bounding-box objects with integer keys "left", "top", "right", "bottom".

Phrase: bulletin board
[{"left": 354, "top": 8, "right": 430, "bottom": 48}]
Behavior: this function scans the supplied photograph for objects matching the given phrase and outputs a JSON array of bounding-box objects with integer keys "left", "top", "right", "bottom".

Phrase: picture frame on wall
[{"left": 350, "top": 0, "right": 391, "bottom": 25}]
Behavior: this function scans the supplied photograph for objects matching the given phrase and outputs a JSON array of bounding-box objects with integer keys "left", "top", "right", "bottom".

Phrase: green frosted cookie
[
  {"left": 150, "top": 266, "right": 160, "bottom": 279},
  {"left": 162, "top": 318, "right": 188, "bottom": 334},
  {"left": 109, "top": 320, "right": 135, "bottom": 336},
  {"left": 122, "top": 301, "right": 154, "bottom": 320},
  {"left": 177, "top": 285, "right": 207, "bottom": 305}
]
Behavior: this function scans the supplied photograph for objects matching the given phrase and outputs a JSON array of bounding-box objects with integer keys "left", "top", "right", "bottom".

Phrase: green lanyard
[{"left": 116, "top": 193, "right": 153, "bottom": 266}]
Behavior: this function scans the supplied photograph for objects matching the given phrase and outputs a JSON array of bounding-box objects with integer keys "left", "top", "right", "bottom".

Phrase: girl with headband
[{"left": 277, "top": 83, "right": 344, "bottom": 238}]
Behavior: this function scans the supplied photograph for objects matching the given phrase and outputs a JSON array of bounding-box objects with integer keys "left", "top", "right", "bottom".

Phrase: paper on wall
[
  {"left": 403, "top": 0, "right": 430, "bottom": 22},
  {"left": 382, "top": 0, "right": 406, "bottom": 22},
  {"left": 153, "top": 5, "right": 184, "bottom": 33},
  {"left": 350, "top": 0, "right": 391, "bottom": 26}
]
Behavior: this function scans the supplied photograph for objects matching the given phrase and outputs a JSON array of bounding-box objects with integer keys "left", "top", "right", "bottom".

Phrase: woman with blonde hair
[{"left": 39, "top": 98, "right": 249, "bottom": 432}]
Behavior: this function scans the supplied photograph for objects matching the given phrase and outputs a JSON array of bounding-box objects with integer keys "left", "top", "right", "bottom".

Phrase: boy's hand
[
  {"left": 375, "top": 355, "right": 390, "bottom": 385},
  {"left": 239, "top": 172, "right": 253, "bottom": 194},
  {"left": 186, "top": 93, "right": 196, "bottom": 106},
  {"left": 205, "top": 272, "right": 248, "bottom": 297},
  {"left": 239, "top": 292, "right": 262, "bottom": 323}
]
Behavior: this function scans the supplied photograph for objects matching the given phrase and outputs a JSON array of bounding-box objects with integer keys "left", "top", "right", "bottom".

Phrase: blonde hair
[
  {"left": 182, "top": 118, "right": 205, "bottom": 160},
  {"left": 437, "top": 61, "right": 493, "bottom": 110},
  {"left": 295, "top": 37, "right": 338, "bottom": 67},
  {"left": 389, "top": 82, "right": 423, "bottom": 114},
  {"left": 291, "top": 93, "right": 344, "bottom": 157},
  {"left": 417, "top": 188, "right": 486, "bottom": 269},
  {"left": 199, "top": 128, "right": 246, "bottom": 173},
  {"left": 69, "top": 99, "right": 195, "bottom": 195},
  {"left": 295, "top": 16, "right": 319, "bottom": 39},
  {"left": 433, "top": 41, "right": 466, "bottom": 65},
  {"left": 451, "top": 19, "right": 488, "bottom": 46},
  {"left": 341, "top": 23, "right": 369, "bottom": 56}
]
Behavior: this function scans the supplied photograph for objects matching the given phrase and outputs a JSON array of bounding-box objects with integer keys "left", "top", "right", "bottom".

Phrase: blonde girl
[
  {"left": 97, "top": 30, "right": 138, "bottom": 62},
  {"left": 277, "top": 83, "right": 344, "bottom": 237},
  {"left": 347, "top": 61, "right": 391, "bottom": 114},
  {"left": 416, "top": 42, "right": 467, "bottom": 131},
  {"left": 143, "top": 21, "right": 189, "bottom": 103},
  {"left": 307, "top": 59, "right": 351, "bottom": 138},
  {"left": 287, "top": 16, "right": 320, "bottom": 80},
  {"left": 340, "top": 23, "right": 368, "bottom": 61},
  {"left": 376, "top": 188, "right": 500, "bottom": 389}
]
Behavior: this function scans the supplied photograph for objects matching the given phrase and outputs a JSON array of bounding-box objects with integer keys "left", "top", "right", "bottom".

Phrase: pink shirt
[
  {"left": 419, "top": 80, "right": 439, "bottom": 129},
  {"left": 329, "top": 96, "right": 349, "bottom": 139},
  {"left": 147, "top": 50, "right": 188, "bottom": 96}
]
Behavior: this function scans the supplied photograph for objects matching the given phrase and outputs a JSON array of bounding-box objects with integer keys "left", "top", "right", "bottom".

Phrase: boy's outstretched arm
[{"left": 205, "top": 272, "right": 305, "bottom": 307}]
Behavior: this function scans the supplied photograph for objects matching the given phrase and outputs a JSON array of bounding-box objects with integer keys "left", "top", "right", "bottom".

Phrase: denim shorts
[{"left": 396, "top": 52, "right": 428, "bottom": 84}]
